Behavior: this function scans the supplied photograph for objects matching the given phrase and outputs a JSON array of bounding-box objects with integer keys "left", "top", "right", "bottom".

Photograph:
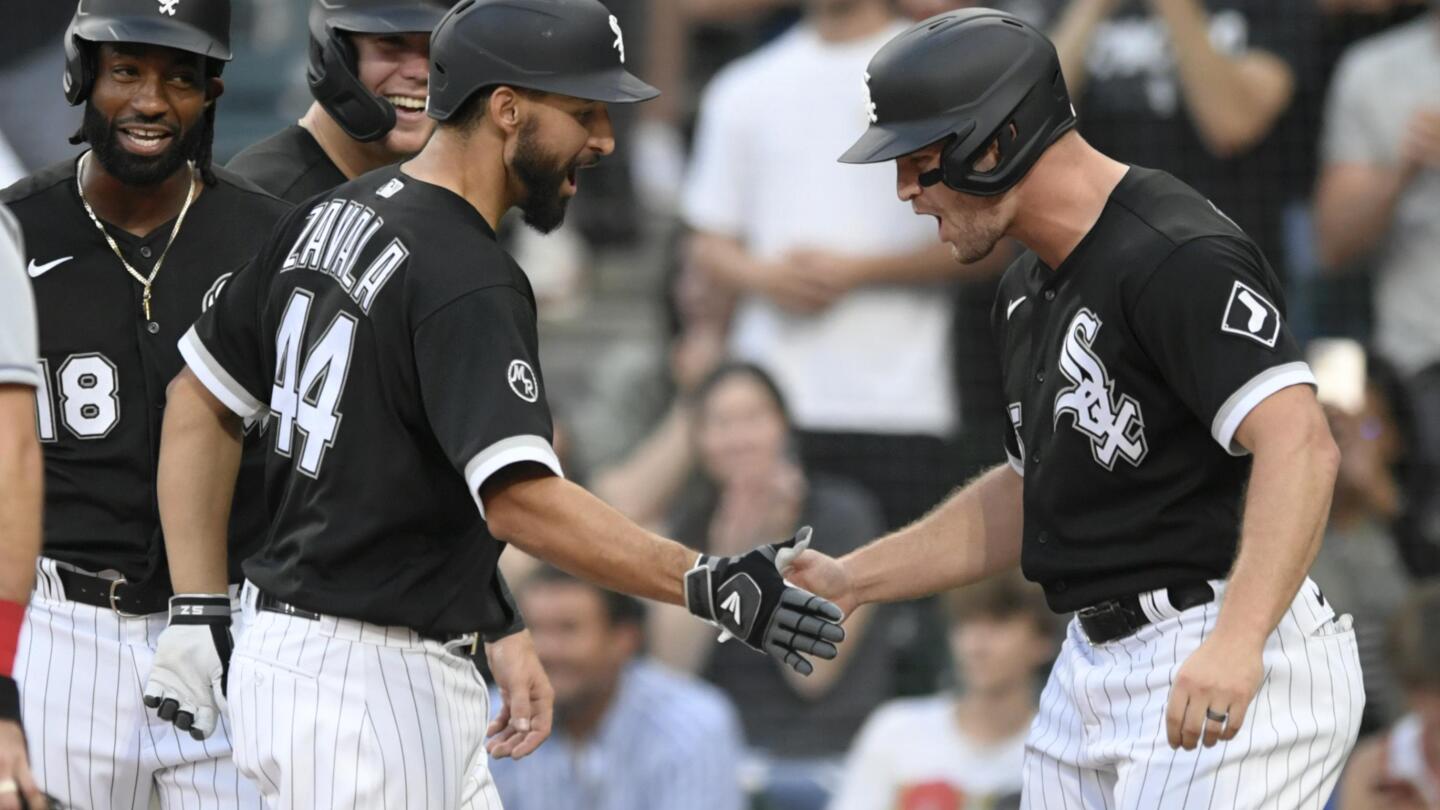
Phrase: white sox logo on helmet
[
  {"left": 1053, "top": 308, "right": 1148, "bottom": 470},
  {"left": 609, "top": 15, "right": 625, "bottom": 64},
  {"left": 158, "top": 0, "right": 180, "bottom": 15}
]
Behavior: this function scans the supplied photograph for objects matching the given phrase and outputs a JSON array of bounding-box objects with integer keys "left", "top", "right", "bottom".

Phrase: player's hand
[
  {"left": 684, "top": 526, "right": 846, "bottom": 676},
  {"left": 484, "top": 630, "right": 553, "bottom": 760},
  {"left": 0, "top": 712, "right": 48, "bottom": 810},
  {"left": 780, "top": 548, "right": 859, "bottom": 619},
  {"left": 1165, "top": 632, "right": 1264, "bottom": 750},
  {"left": 142, "top": 595, "right": 233, "bottom": 741}
]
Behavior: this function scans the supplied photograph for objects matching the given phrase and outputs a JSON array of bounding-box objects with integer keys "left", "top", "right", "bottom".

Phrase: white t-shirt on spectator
[
  {"left": 683, "top": 22, "right": 956, "bottom": 437},
  {"left": 828, "top": 695, "right": 1027, "bottom": 810},
  {"left": 1321, "top": 17, "right": 1440, "bottom": 377}
]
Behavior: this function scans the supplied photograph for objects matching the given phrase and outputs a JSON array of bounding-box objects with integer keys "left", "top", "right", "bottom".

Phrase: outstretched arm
[
  {"left": 786, "top": 465, "right": 1025, "bottom": 616},
  {"left": 483, "top": 466, "right": 845, "bottom": 675}
]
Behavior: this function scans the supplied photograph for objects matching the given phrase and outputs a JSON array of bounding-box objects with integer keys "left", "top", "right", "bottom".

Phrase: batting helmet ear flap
[
  {"left": 307, "top": 29, "right": 397, "bottom": 143},
  {"left": 62, "top": 29, "right": 94, "bottom": 105}
]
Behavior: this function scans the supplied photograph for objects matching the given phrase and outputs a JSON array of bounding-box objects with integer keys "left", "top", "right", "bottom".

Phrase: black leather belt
[
  {"left": 256, "top": 591, "right": 477, "bottom": 652},
  {"left": 1077, "top": 582, "right": 1215, "bottom": 644},
  {"left": 56, "top": 568, "right": 170, "bottom": 616}
]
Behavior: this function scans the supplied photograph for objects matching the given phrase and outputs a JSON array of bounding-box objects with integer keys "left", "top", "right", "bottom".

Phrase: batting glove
[
  {"left": 684, "top": 527, "right": 845, "bottom": 676},
  {"left": 142, "top": 595, "right": 233, "bottom": 741}
]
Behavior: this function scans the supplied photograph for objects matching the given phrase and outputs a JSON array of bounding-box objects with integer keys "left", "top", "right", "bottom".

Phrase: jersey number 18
[{"left": 271, "top": 289, "right": 357, "bottom": 478}]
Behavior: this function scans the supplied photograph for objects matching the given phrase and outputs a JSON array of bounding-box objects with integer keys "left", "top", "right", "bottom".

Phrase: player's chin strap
[
  {"left": 683, "top": 527, "right": 847, "bottom": 677},
  {"left": 143, "top": 594, "right": 233, "bottom": 741}
]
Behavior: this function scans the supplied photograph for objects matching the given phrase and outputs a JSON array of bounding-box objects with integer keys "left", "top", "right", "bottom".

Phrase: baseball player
[
  {"left": 786, "top": 9, "right": 1365, "bottom": 809},
  {"left": 227, "top": 0, "right": 450, "bottom": 204},
  {"left": 203, "top": 0, "right": 549, "bottom": 749},
  {"left": 150, "top": 0, "right": 846, "bottom": 807},
  {"left": 0, "top": 204, "right": 47, "bottom": 810},
  {"left": 0, "top": 0, "right": 291, "bottom": 806}
]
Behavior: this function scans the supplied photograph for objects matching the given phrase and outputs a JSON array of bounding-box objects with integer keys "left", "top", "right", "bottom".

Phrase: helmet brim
[
  {"left": 327, "top": 6, "right": 449, "bottom": 35},
  {"left": 838, "top": 115, "right": 973, "bottom": 165},
  {"left": 72, "top": 15, "right": 232, "bottom": 61},
  {"left": 544, "top": 66, "right": 660, "bottom": 104}
]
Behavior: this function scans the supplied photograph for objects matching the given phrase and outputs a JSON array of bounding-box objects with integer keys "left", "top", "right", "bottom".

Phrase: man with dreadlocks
[{"left": 0, "top": 0, "right": 288, "bottom": 806}]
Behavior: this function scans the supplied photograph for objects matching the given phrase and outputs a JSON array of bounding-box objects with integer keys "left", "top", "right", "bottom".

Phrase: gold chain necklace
[{"left": 75, "top": 151, "right": 199, "bottom": 322}]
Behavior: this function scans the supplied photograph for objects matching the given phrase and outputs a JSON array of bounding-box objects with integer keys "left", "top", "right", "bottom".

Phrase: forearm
[
  {"left": 1152, "top": 0, "right": 1292, "bottom": 156},
  {"left": 589, "top": 402, "right": 696, "bottom": 526},
  {"left": 0, "top": 390, "right": 42, "bottom": 604},
  {"left": 1215, "top": 423, "right": 1340, "bottom": 647},
  {"left": 1050, "top": 0, "right": 1112, "bottom": 97},
  {"left": 1313, "top": 166, "right": 1411, "bottom": 271},
  {"left": 485, "top": 468, "right": 697, "bottom": 605},
  {"left": 850, "top": 242, "right": 1006, "bottom": 285},
  {"left": 844, "top": 465, "right": 1023, "bottom": 606},
  {"left": 157, "top": 369, "right": 242, "bottom": 595},
  {"left": 687, "top": 231, "right": 762, "bottom": 294}
]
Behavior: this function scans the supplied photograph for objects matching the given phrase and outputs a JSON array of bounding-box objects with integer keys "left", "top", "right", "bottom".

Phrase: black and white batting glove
[
  {"left": 684, "top": 526, "right": 845, "bottom": 676},
  {"left": 142, "top": 595, "right": 233, "bottom": 741}
]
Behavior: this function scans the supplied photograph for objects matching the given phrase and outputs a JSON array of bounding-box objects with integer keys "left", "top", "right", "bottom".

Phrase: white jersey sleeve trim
[
  {"left": 1006, "top": 450, "right": 1025, "bottom": 477},
  {"left": 0, "top": 363, "right": 40, "bottom": 388},
  {"left": 466, "top": 434, "right": 565, "bottom": 518},
  {"left": 179, "top": 326, "right": 265, "bottom": 420},
  {"left": 1211, "top": 361, "right": 1317, "bottom": 456}
]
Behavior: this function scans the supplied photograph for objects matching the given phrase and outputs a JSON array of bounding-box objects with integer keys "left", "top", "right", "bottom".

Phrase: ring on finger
[
  {"left": 1204, "top": 708, "right": 1229, "bottom": 724},
  {"left": 0, "top": 778, "right": 17, "bottom": 794}
]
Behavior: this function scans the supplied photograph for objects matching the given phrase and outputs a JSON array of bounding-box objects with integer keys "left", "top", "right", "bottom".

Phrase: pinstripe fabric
[
  {"left": 229, "top": 582, "right": 501, "bottom": 810},
  {"left": 487, "top": 661, "right": 747, "bottom": 810},
  {"left": 12, "top": 558, "right": 258, "bottom": 810},
  {"left": 1021, "top": 578, "right": 1364, "bottom": 810}
]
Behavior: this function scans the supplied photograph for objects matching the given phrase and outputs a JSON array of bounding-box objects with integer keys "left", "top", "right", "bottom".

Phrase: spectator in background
[
  {"left": 1047, "top": 0, "right": 1317, "bottom": 275},
  {"left": 1314, "top": 7, "right": 1440, "bottom": 576},
  {"left": 829, "top": 573, "right": 1057, "bottom": 810},
  {"left": 1310, "top": 354, "right": 1415, "bottom": 733},
  {"left": 683, "top": 0, "right": 1006, "bottom": 533},
  {"left": 651, "top": 363, "right": 894, "bottom": 767},
  {"left": 1337, "top": 581, "right": 1440, "bottom": 810},
  {"left": 490, "top": 565, "right": 745, "bottom": 810}
]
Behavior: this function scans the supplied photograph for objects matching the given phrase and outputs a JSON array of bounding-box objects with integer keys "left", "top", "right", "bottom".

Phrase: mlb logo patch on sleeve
[{"left": 1220, "top": 280, "right": 1280, "bottom": 348}]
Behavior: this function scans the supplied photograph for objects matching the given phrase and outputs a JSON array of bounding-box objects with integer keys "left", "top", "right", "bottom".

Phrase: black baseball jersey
[
  {"left": 183, "top": 166, "right": 561, "bottom": 637},
  {"left": 0, "top": 158, "right": 291, "bottom": 588},
  {"left": 994, "top": 166, "right": 1315, "bottom": 612},
  {"left": 226, "top": 125, "right": 348, "bottom": 205}
]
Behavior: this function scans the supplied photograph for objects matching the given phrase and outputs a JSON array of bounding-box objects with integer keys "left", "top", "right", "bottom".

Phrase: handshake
[{"left": 683, "top": 526, "right": 850, "bottom": 676}]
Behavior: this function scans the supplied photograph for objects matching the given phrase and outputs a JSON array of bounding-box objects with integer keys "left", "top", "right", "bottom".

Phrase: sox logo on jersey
[{"left": 1053, "top": 308, "right": 1148, "bottom": 470}]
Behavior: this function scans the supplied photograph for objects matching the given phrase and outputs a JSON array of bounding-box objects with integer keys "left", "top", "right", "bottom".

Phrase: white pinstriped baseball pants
[
  {"left": 13, "top": 559, "right": 258, "bottom": 810},
  {"left": 228, "top": 582, "right": 504, "bottom": 810},
  {"left": 1021, "top": 578, "right": 1364, "bottom": 810}
]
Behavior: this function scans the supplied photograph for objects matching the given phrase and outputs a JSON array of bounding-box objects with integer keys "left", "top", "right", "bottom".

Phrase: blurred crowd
[{"left": 4, "top": 0, "right": 1440, "bottom": 807}]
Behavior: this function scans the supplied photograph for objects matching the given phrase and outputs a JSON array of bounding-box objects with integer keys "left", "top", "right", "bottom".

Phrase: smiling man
[
  {"left": 0, "top": 0, "right": 291, "bottom": 806},
  {"left": 226, "top": 0, "right": 452, "bottom": 204}
]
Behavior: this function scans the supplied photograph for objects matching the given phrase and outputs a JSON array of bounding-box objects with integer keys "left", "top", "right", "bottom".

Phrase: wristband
[{"left": 0, "top": 598, "right": 24, "bottom": 678}]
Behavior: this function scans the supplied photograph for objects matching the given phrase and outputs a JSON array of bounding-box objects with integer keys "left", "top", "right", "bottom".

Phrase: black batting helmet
[
  {"left": 838, "top": 9, "right": 1075, "bottom": 196},
  {"left": 63, "top": 0, "right": 232, "bottom": 105},
  {"left": 308, "top": 0, "right": 452, "bottom": 143},
  {"left": 426, "top": 0, "right": 659, "bottom": 123}
]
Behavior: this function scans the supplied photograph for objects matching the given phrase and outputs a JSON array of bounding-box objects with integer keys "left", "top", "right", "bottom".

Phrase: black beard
[
  {"left": 82, "top": 103, "right": 204, "bottom": 187},
  {"left": 513, "top": 123, "right": 575, "bottom": 235}
]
